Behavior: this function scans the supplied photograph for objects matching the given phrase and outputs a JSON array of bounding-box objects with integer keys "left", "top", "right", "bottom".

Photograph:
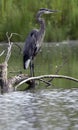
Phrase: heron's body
[
  {"left": 23, "top": 8, "right": 57, "bottom": 76},
  {"left": 23, "top": 28, "right": 45, "bottom": 69}
]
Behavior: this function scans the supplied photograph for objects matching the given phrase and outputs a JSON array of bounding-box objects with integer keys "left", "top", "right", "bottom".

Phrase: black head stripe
[{"left": 39, "top": 8, "right": 48, "bottom": 11}]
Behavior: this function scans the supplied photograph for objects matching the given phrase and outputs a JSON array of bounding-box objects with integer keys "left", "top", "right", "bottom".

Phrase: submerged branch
[{"left": 15, "top": 74, "right": 78, "bottom": 89}]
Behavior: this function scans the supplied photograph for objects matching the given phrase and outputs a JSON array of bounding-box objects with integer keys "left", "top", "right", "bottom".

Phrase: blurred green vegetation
[{"left": 0, "top": 0, "right": 78, "bottom": 42}]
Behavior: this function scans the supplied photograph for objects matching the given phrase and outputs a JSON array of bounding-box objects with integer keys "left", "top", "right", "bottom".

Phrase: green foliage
[{"left": 0, "top": 0, "right": 78, "bottom": 41}]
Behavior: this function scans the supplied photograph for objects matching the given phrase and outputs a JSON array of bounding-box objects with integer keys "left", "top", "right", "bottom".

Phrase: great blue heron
[{"left": 23, "top": 8, "right": 57, "bottom": 76}]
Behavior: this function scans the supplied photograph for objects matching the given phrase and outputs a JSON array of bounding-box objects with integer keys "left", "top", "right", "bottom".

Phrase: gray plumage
[{"left": 23, "top": 8, "right": 58, "bottom": 76}]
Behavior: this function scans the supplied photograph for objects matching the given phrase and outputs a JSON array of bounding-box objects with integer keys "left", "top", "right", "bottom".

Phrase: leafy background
[{"left": 0, "top": 0, "right": 78, "bottom": 42}]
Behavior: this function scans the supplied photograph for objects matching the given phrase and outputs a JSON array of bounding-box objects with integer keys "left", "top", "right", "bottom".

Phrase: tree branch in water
[{"left": 15, "top": 74, "right": 78, "bottom": 89}]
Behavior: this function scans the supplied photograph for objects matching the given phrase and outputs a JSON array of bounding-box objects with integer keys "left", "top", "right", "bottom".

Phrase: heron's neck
[
  {"left": 37, "top": 14, "right": 45, "bottom": 35},
  {"left": 39, "top": 18, "right": 45, "bottom": 34}
]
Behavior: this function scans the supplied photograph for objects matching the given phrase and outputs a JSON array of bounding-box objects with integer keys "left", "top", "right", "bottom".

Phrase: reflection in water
[{"left": 0, "top": 89, "right": 78, "bottom": 130}]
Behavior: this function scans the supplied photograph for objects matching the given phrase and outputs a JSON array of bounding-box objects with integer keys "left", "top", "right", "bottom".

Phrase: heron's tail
[{"left": 23, "top": 55, "right": 31, "bottom": 69}]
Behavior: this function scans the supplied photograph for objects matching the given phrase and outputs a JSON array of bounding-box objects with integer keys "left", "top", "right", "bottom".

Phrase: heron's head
[{"left": 38, "top": 8, "right": 58, "bottom": 15}]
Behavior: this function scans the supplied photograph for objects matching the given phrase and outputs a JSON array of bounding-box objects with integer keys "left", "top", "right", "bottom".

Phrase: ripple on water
[{"left": 0, "top": 88, "right": 78, "bottom": 130}]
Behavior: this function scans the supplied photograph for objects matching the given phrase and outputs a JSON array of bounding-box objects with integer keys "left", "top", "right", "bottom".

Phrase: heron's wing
[{"left": 23, "top": 29, "right": 38, "bottom": 58}]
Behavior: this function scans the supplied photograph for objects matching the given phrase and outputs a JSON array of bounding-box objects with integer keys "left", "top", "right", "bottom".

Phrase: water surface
[
  {"left": 0, "top": 88, "right": 78, "bottom": 130},
  {"left": 0, "top": 41, "right": 78, "bottom": 130}
]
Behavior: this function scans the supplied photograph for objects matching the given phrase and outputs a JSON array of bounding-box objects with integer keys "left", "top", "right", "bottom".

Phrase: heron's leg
[
  {"left": 29, "top": 60, "right": 35, "bottom": 88},
  {"left": 32, "top": 62, "right": 35, "bottom": 77},
  {"left": 30, "top": 60, "right": 32, "bottom": 77},
  {"left": 30, "top": 60, "right": 35, "bottom": 77}
]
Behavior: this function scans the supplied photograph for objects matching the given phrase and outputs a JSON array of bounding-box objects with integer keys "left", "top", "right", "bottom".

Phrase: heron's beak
[{"left": 49, "top": 9, "right": 60, "bottom": 13}]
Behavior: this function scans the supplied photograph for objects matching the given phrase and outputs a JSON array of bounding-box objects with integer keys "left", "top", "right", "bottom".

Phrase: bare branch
[
  {"left": 15, "top": 74, "right": 78, "bottom": 89},
  {"left": 14, "top": 43, "right": 22, "bottom": 53},
  {"left": 0, "top": 50, "right": 5, "bottom": 57},
  {"left": 39, "top": 78, "right": 51, "bottom": 86},
  {"left": 5, "top": 32, "right": 13, "bottom": 62},
  {"left": 5, "top": 42, "right": 13, "bottom": 63},
  {"left": 6, "top": 32, "right": 21, "bottom": 43},
  {"left": 48, "top": 58, "right": 68, "bottom": 83},
  {"left": 5, "top": 32, "right": 21, "bottom": 63}
]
